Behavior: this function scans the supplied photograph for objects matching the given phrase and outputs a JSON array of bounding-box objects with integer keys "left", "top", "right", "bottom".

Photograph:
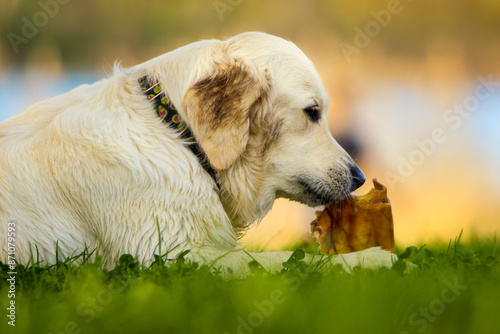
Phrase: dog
[{"left": 0, "top": 32, "right": 395, "bottom": 277}]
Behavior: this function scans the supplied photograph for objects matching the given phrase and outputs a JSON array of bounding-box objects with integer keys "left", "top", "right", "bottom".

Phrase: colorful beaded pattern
[
  {"left": 138, "top": 75, "right": 181, "bottom": 126},
  {"left": 138, "top": 75, "right": 219, "bottom": 186}
]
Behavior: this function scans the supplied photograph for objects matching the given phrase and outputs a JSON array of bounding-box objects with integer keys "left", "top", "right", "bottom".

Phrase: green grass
[{"left": 1, "top": 234, "right": 499, "bottom": 334}]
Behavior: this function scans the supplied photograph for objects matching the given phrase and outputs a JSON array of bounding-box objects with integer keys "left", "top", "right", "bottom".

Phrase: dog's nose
[{"left": 349, "top": 164, "right": 366, "bottom": 191}]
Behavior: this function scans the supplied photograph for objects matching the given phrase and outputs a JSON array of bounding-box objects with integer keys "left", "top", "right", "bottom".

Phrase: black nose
[{"left": 349, "top": 164, "right": 366, "bottom": 191}]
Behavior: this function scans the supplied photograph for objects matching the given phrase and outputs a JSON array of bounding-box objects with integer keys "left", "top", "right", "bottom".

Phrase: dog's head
[{"left": 178, "top": 32, "right": 365, "bottom": 224}]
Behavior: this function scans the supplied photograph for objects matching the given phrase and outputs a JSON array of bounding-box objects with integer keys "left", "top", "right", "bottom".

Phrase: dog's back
[
  {"left": 0, "top": 73, "right": 235, "bottom": 267},
  {"left": 0, "top": 83, "right": 104, "bottom": 264}
]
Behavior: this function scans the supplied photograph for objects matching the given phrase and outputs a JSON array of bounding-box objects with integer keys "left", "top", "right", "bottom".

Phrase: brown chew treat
[{"left": 310, "top": 179, "right": 395, "bottom": 254}]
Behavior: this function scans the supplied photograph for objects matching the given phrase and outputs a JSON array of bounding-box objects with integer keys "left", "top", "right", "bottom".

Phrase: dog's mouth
[{"left": 277, "top": 175, "right": 351, "bottom": 207}]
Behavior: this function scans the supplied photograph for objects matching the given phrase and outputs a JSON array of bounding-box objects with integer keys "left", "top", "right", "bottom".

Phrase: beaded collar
[{"left": 138, "top": 75, "right": 218, "bottom": 186}]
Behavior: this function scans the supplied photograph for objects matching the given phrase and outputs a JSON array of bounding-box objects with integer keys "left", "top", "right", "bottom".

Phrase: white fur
[{"left": 0, "top": 32, "right": 395, "bottom": 277}]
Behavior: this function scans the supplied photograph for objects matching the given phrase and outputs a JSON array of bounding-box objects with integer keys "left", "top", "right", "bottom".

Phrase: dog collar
[{"left": 138, "top": 75, "right": 219, "bottom": 187}]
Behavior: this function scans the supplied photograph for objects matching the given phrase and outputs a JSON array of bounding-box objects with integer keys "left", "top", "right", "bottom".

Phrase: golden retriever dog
[{"left": 0, "top": 32, "right": 394, "bottom": 276}]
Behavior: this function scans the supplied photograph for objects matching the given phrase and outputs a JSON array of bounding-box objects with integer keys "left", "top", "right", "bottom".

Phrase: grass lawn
[{"left": 1, "top": 234, "right": 499, "bottom": 334}]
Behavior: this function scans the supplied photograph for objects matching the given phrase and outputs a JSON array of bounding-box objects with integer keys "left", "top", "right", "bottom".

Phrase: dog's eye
[{"left": 303, "top": 107, "right": 321, "bottom": 122}]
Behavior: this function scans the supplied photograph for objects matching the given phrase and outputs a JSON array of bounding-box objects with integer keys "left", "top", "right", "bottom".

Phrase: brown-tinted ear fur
[{"left": 182, "top": 51, "right": 270, "bottom": 170}]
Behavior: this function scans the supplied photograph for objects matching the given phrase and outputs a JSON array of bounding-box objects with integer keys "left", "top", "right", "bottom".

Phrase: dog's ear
[{"left": 182, "top": 54, "right": 270, "bottom": 170}]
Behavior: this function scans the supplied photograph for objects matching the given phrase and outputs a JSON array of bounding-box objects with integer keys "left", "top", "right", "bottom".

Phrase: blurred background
[{"left": 1, "top": 0, "right": 499, "bottom": 249}]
